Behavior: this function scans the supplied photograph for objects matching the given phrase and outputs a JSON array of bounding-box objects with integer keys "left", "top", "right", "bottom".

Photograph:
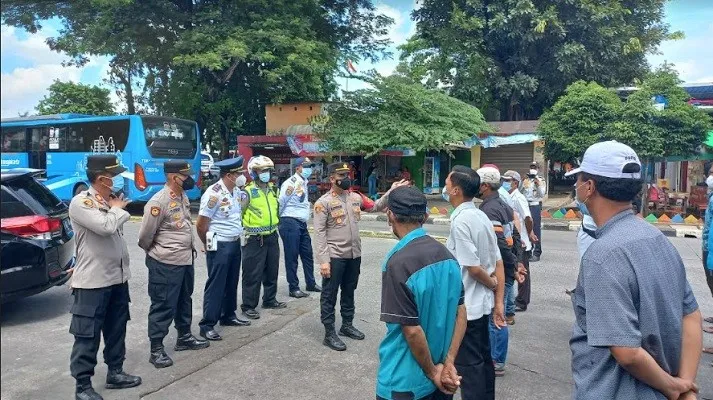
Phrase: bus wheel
[{"left": 74, "top": 184, "right": 88, "bottom": 196}]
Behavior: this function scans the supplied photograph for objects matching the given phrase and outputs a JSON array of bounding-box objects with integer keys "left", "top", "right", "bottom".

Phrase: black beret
[
  {"left": 387, "top": 186, "right": 428, "bottom": 216},
  {"left": 164, "top": 160, "right": 193, "bottom": 174},
  {"left": 86, "top": 154, "right": 126, "bottom": 175},
  {"left": 327, "top": 162, "right": 350, "bottom": 175}
]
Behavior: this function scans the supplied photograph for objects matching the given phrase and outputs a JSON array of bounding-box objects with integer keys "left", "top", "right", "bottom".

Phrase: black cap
[
  {"left": 387, "top": 186, "right": 428, "bottom": 217},
  {"left": 214, "top": 156, "right": 244, "bottom": 173},
  {"left": 327, "top": 162, "right": 350, "bottom": 175},
  {"left": 294, "top": 157, "right": 315, "bottom": 167},
  {"left": 86, "top": 154, "right": 126, "bottom": 175},
  {"left": 164, "top": 160, "right": 193, "bottom": 175}
]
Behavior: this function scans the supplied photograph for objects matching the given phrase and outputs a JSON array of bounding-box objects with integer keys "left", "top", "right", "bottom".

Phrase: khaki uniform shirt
[
  {"left": 68, "top": 187, "right": 131, "bottom": 289},
  {"left": 313, "top": 190, "right": 388, "bottom": 264},
  {"left": 138, "top": 186, "right": 195, "bottom": 266}
]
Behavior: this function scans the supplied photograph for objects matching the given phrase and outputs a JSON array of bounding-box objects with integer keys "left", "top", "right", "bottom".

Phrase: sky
[{"left": 1, "top": 0, "right": 712, "bottom": 118}]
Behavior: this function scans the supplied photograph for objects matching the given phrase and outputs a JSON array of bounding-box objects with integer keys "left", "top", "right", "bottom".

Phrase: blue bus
[{"left": 0, "top": 114, "right": 201, "bottom": 202}]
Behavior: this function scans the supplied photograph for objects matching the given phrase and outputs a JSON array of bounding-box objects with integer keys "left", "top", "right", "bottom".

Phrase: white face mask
[
  {"left": 235, "top": 174, "right": 247, "bottom": 187},
  {"left": 706, "top": 175, "right": 713, "bottom": 189}
]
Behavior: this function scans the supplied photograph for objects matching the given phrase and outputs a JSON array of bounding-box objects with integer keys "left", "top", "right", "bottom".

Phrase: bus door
[{"left": 28, "top": 127, "right": 48, "bottom": 174}]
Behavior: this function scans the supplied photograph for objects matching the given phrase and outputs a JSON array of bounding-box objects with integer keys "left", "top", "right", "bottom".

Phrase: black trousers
[
  {"left": 320, "top": 257, "right": 361, "bottom": 327},
  {"left": 241, "top": 232, "right": 280, "bottom": 311},
  {"left": 455, "top": 315, "right": 495, "bottom": 400},
  {"left": 516, "top": 250, "right": 531, "bottom": 309},
  {"left": 146, "top": 256, "right": 194, "bottom": 342},
  {"left": 703, "top": 251, "right": 713, "bottom": 298},
  {"left": 69, "top": 282, "right": 130, "bottom": 384},
  {"left": 200, "top": 240, "right": 241, "bottom": 331},
  {"left": 530, "top": 204, "right": 542, "bottom": 257}
]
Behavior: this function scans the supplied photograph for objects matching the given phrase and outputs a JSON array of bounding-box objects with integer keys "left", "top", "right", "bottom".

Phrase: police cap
[
  {"left": 214, "top": 157, "right": 244, "bottom": 173},
  {"left": 295, "top": 157, "right": 315, "bottom": 167},
  {"left": 387, "top": 186, "right": 428, "bottom": 217},
  {"left": 327, "top": 162, "right": 350, "bottom": 175},
  {"left": 164, "top": 160, "right": 193, "bottom": 175},
  {"left": 86, "top": 154, "right": 126, "bottom": 175}
]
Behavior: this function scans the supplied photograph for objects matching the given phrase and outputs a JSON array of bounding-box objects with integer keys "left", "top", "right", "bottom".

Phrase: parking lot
[{"left": 1, "top": 223, "right": 712, "bottom": 400}]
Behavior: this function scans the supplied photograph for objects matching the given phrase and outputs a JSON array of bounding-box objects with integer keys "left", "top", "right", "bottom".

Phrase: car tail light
[
  {"left": 1, "top": 215, "right": 62, "bottom": 240},
  {"left": 134, "top": 163, "right": 148, "bottom": 191}
]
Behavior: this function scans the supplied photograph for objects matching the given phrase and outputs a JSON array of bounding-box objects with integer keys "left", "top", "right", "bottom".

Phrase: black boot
[
  {"left": 149, "top": 340, "right": 174, "bottom": 369},
  {"left": 76, "top": 381, "right": 103, "bottom": 400},
  {"left": 105, "top": 368, "right": 142, "bottom": 389},
  {"left": 339, "top": 323, "right": 365, "bottom": 340},
  {"left": 323, "top": 325, "right": 346, "bottom": 351},
  {"left": 175, "top": 333, "right": 210, "bottom": 351}
]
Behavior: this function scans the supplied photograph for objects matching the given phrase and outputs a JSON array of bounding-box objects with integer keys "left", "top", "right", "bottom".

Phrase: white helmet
[{"left": 247, "top": 155, "right": 275, "bottom": 175}]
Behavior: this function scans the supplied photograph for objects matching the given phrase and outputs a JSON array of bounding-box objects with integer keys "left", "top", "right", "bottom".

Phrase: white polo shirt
[
  {"left": 446, "top": 202, "right": 501, "bottom": 321},
  {"left": 509, "top": 189, "right": 533, "bottom": 251}
]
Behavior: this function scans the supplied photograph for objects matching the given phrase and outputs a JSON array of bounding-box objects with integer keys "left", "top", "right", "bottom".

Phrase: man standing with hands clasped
[
  {"left": 138, "top": 161, "right": 208, "bottom": 369},
  {"left": 567, "top": 141, "right": 702, "bottom": 399},
  {"left": 313, "top": 162, "right": 407, "bottom": 351},
  {"left": 521, "top": 161, "right": 546, "bottom": 262},
  {"left": 68, "top": 154, "right": 141, "bottom": 400},
  {"left": 376, "top": 186, "right": 467, "bottom": 400}
]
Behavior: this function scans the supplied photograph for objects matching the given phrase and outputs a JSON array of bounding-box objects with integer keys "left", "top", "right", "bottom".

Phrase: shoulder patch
[
  {"left": 207, "top": 196, "right": 218, "bottom": 208},
  {"left": 211, "top": 184, "right": 221, "bottom": 192},
  {"left": 169, "top": 201, "right": 178, "bottom": 208},
  {"left": 83, "top": 199, "right": 94, "bottom": 208},
  {"left": 150, "top": 206, "right": 160, "bottom": 217},
  {"left": 290, "top": 176, "right": 297, "bottom": 183},
  {"left": 240, "top": 191, "right": 248, "bottom": 201},
  {"left": 314, "top": 203, "right": 326, "bottom": 214},
  {"left": 286, "top": 186, "right": 294, "bottom": 196}
]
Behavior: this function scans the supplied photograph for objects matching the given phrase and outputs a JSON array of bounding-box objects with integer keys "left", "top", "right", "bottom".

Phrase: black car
[{"left": 1, "top": 169, "right": 75, "bottom": 303}]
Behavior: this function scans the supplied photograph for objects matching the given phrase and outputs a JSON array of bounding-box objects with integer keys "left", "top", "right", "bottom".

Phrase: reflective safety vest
[{"left": 242, "top": 182, "right": 279, "bottom": 235}]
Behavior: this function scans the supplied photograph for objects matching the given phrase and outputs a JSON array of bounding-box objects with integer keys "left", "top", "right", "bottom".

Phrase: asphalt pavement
[{"left": 1, "top": 222, "right": 712, "bottom": 400}]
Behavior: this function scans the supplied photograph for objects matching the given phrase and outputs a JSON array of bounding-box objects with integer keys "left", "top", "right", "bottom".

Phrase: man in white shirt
[
  {"left": 521, "top": 162, "right": 546, "bottom": 262},
  {"left": 442, "top": 165, "right": 505, "bottom": 400}
]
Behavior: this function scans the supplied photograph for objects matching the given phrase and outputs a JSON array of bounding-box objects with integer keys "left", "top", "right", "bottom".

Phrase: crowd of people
[{"left": 63, "top": 140, "right": 708, "bottom": 400}]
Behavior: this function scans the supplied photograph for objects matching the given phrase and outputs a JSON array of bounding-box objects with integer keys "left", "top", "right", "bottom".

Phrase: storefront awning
[{"left": 464, "top": 133, "right": 540, "bottom": 149}]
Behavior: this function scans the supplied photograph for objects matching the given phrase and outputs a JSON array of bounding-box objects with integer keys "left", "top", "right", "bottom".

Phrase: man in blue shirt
[
  {"left": 701, "top": 165, "right": 713, "bottom": 335},
  {"left": 377, "top": 186, "right": 467, "bottom": 400},
  {"left": 278, "top": 157, "right": 321, "bottom": 299}
]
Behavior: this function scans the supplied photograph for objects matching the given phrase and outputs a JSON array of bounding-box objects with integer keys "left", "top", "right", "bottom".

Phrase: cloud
[
  {"left": 376, "top": 3, "right": 413, "bottom": 46},
  {"left": 647, "top": 21, "right": 713, "bottom": 83}
]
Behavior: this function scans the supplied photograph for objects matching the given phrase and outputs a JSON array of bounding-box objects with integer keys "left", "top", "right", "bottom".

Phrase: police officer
[
  {"left": 522, "top": 161, "right": 546, "bottom": 262},
  {"left": 278, "top": 157, "right": 321, "bottom": 299},
  {"left": 138, "top": 161, "right": 209, "bottom": 369},
  {"left": 240, "top": 155, "right": 285, "bottom": 319},
  {"left": 313, "top": 162, "right": 406, "bottom": 351},
  {"left": 196, "top": 157, "right": 250, "bottom": 342},
  {"left": 68, "top": 154, "right": 141, "bottom": 400}
]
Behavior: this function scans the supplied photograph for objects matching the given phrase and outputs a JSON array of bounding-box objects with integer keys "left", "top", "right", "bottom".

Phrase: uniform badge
[
  {"left": 314, "top": 203, "right": 325, "bottom": 214},
  {"left": 176, "top": 220, "right": 184, "bottom": 228},
  {"left": 169, "top": 201, "right": 178, "bottom": 208},
  {"left": 172, "top": 212, "right": 181, "bottom": 221},
  {"left": 95, "top": 194, "right": 104, "bottom": 202},
  {"left": 207, "top": 196, "right": 218, "bottom": 208},
  {"left": 329, "top": 200, "right": 340, "bottom": 207},
  {"left": 211, "top": 185, "right": 221, "bottom": 192},
  {"left": 150, "top": 206, "right": 160, "bottom": 217},
  {"left": 240, "top": 192, "right": 248, "bottom": 201},
  {"left": 336, "top": 217, "right": 343, "bottom": 224},
  {"left": 170, "top": 191, "right": 178, "bottom": 199},
  {"left": 251, "top": 188, "right": 259, "bottom": 197},
  {"left": 286, "top": 186, "right": 294, "bottom": 196},
  {"left": 83, "top": 199, "right": 94, "bottom": 208}
]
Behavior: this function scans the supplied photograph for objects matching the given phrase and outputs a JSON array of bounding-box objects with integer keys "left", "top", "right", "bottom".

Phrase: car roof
[{"left": 0, "top": 168, "right": 44, "bottom": 183}]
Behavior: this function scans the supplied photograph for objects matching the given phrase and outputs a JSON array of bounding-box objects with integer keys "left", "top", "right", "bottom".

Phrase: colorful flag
[{"left": 346, "top": 59, "right": 357, "bottom": 73}]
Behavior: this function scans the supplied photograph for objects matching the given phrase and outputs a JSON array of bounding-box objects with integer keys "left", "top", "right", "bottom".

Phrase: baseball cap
[
  {"left": 477, "top": 166, "right": 501, "bottom": 184},
  {"left": 565, "top": 140, "right": 641, "bottom": 179},
  {"left": 387, "top": 186, "right": 428, "bottom": 216},
  {"left": 503, "top": 170, "right": 521, "bottom": 183}
]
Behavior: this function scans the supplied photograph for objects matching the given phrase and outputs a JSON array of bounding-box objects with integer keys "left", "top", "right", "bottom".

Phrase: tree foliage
[
  {"left": 318, "top": 74, "right": 492, "bottom": 156},
  {"left": 400, "top": 0, "right": 681, "bottom": 121},
  {"left": 35, "top": 80, "right": 115, "bottom": 116}
]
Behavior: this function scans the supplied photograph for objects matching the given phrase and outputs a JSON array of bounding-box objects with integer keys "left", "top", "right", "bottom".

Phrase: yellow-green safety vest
[{"left": 242, "top": 182, "right": 279, "bottom": 235}]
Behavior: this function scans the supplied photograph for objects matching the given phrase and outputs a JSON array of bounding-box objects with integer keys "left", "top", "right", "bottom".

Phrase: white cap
[
  {"left": 565, "top": 140, "right": 641, "bottom": 179},
  {"left": 477, "top": 166, "right": 501, "bottom": 184},
  {"left": 503, "top": 170, "right": 521, "bottom": 183}
]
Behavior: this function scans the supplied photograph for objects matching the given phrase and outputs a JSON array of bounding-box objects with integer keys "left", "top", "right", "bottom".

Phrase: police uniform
[
  {"left": 137, "top": 161, "right": 208, "bottom": 369},
  {"left": 313, "top": 162, "right": 390, "bottom": 351},
  {"left": 240, "top": 167, "right": 283, "bottom": 319},
  {"left": 521, "top": 162, "right": 546, "bottom": 260},
  {"left": 67, "top": 154, "right": 141, "bottom": 399},
  {"left": 198, "top": 157, "right": 249, "bottom": 341},
  {"left": 278, "top": 157, "right": 319, "bottom": 297}
]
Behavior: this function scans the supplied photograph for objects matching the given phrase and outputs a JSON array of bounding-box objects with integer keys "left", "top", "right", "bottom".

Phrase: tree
[
  {"left": 35, "top": 80, "right": 115, "bottom": 115},
  {"left": 317, "top": 74, "right": 492, "bottom": 156},
  {"left": 400, "top": 0, "right": 681, "bottom": 121}
]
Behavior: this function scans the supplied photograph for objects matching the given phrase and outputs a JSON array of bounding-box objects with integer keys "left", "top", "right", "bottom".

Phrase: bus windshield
[{"left": 142, "top": 116, "right": 197, "bottom": 145}]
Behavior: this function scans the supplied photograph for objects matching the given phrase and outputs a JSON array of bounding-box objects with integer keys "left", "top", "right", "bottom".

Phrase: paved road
[{"left": 1, "top": 223, "right": 712, "bottom": 400}]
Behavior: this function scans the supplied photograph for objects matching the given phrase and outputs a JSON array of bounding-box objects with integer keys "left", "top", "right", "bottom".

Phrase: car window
[
  {"left": 1, "top": 185, "right": 34, "bottom": 218},
  {"left": 2, "top": 176, "right": 64, "bottom": 217}
]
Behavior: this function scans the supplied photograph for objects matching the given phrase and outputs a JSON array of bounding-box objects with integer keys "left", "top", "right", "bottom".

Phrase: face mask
[
  {"left": 574, "top": 182, "right": 590, "bottom": 216},
  {"left": 442, "top": 186, "right": 451, "bottom": 202},
  {"left": 706, "top": 175, "right": 713, "bottom": 189},
  {"left": 175, "top": 175, "right": 195, "bottom": 191},
  {"left": 259, "top": 172, "right": 271, "bottom": 183},
  {"left": 301, "top": 167, "right": 312, "bottom": 179},
  {"left": 502, "top": 182, "right": 512, "bottom": 192},
  {"left": 337, "top": 178, "right": 351, "bottom": 190},
  {"left": 100, "top": 175, "right": 123, "bottom": 194},
  {"left": 235, "top": 174, "right": 247, "bottom": 187}
]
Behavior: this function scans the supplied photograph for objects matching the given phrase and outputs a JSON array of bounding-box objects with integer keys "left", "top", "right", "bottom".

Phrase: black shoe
[
  {"left": 289, "top": 290, "right": 309, "bottom": 298},
  {"left": 339, "top": 324, "right": 366, "bottom": 340},
  {"left": 105, "top": 369, "right": 142, "bottom": 390},
  {"left": 199, "top": 329, "right": 222, "bottom": 341},
  {"left": 219, "top": 317, "right": 251, "bottom": 327},
  {"left": 174, "top": 333, "right": 210, "bottom": 351},
  {"left": 529, "top": 255, "right": 541, "bottom": 262},
  {"left": 149, "top": 347, "right": 174, "bottom": 369},
  {"left": 515, "top": 305, "right": 527, "bottom": 312},
  {"left": 323, "top": 330, "right": 347, "bottom": 351},
  {"left": 306, "top": 284, "right": 322, "bottom": 293},
  {"left": 243, "top": 309, "right": 261, "bottom": 319},
  {"left": 76, "top": 386, "right": 103, "bottom": 400},
  {"left": 263, "top": 300, "right": 287, "bottom": 309}
]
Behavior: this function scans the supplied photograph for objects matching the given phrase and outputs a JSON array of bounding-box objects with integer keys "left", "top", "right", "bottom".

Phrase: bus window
[
  {"left": 142, "top": 116, "right": 197, "bottom": 158},
  {"left": 64, "top": 120, "right": 130, "bottom": 152},
  {"left": 1, "top": 127, "right": 26, "bottom": 152},
  {"left": 48, "top": 127, "right": 67, "bottom": 151},
  {"left": 30, "top": 128, "right": 48, "bottom": 151}
]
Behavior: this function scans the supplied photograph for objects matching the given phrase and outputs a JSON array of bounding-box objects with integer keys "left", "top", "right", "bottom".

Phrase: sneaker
[{"left": 494, "top": 363, "right": 506, "bottom": 377}]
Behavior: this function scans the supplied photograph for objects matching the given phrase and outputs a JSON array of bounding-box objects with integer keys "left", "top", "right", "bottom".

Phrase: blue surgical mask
[
  {"left": 502, "top": 182, "right": 512, "bottom": 192},
  {"left": 301, "top": 167, "right": 312, "bottom": 179},
  {"left": 112, "top": 175, "right": 124, "bottom": 191},
  {"left": 259, "top": 172, "right": 271, "bottom": 183},
  {"left": 442, "top": 186, "right": 450, "bottom": 202},
  {"left": 574, "top": 182, "right": 590, "bottom": 216}
]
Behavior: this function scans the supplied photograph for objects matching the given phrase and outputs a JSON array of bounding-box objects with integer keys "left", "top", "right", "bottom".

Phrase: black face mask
[
  {"left": 337, "top": 179, "right": 351, "bottom": 190},
  {"left": 176, "top": 176, "right": 195, "bottom": 191}
]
